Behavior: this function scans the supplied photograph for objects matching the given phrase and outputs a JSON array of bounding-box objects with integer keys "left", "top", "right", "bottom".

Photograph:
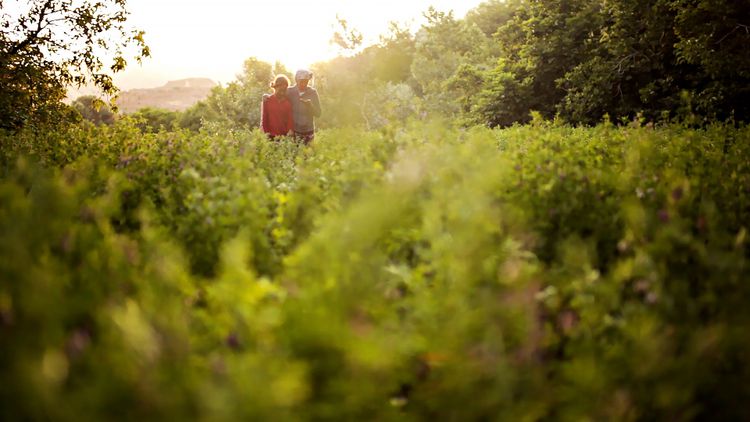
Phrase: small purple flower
[
  {"left": 558, "top": 310, "right": 579, "bottom": 334},
  {"left": 671, "top": 187, "right": 684, "bottom": 201},
  {"left": 226, "top": 333, "right": 240, "bottom": 350},
  {"left": 633, "top": 279, "right": 650, "bottom": 293},
  {"left": 658, "top": 209, "right": 670, "bottom": 223},
  {"left": 696, "top": 216, "right": 707, "bottom": 232},
  {"left": 66, "top": 328, "right": 91, "bottom": 358}
]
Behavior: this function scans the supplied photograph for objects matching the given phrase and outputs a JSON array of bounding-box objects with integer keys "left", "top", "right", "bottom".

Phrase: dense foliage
[
  {"left": 2, "top": 120, "right": 749, "bottom": 419},
  {"left": 3, "top": 0, "right": 750, "bottom": 419},
  {"left": 474, "top": 0, "right": 750, "bottom": 125},
  {"left": 71, "top": 96, "right": 116, "bottom": 127},
  {"left": 147, "top": 0, "right": 748, "bottom": 133},
  {"left": 59, "top": 1, "right": 748, "bottom": 131},
  {"left": 0, "top": 0, "right": 149, "bottom": 131}
]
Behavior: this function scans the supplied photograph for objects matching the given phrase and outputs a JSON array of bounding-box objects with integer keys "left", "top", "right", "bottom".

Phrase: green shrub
[{"left": 1, "top": 121, "right": 749, "bottom": 420}]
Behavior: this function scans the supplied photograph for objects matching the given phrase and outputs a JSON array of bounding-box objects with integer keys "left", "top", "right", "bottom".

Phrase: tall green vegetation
[
  {"left": 2, "top": 1, "right": 750, "bottom": 419},
  {"left": 2, "top": 121, "right": 750, "bottom": 419}
]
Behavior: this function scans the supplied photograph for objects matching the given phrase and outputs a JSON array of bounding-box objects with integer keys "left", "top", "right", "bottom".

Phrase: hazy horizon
[{"left": 101, "top": 0, "right": 485, "bottom": 92}]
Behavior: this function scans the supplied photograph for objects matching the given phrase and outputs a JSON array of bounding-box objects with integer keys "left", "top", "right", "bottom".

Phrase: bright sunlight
[{"left": 117, "top": 0, "right": 485, "bottom": 88}]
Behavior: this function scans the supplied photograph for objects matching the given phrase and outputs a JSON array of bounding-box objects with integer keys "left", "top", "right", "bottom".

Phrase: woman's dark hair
[{"left": 271, "top": 75, "right": 290, "bottom": 89}]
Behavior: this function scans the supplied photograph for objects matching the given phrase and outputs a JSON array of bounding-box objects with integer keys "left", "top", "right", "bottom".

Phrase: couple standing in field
[{"left": 260, "top": 69, "right": 322, "bottom": 145}]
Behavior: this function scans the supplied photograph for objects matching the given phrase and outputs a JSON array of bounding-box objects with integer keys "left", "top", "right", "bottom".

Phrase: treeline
[
  {"left": 89, "top": 0, "right": 748, "bottom": 132},
  {"left": 5, "top": 0, "right": 749, "bottom": 132},
  {"left": 313, "top": 0, "right": 750, "bottom": 127}
]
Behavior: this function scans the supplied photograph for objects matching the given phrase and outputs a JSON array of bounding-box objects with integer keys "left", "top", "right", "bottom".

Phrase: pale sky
[{"left": 114, "top": 0, "right": 486, "bottom": 89}]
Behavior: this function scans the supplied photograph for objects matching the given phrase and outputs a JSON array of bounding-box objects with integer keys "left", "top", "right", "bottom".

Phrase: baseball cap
[{"left": 295, "top": 69, "right": 313, "bottom": 80}]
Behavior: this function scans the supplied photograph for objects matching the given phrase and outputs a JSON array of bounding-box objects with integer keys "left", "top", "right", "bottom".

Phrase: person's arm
[{"left": 260, "top": 94, "right": 270, "bottom": 133}]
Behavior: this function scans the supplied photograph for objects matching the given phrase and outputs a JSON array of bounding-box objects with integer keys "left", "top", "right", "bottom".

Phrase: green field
[{"left": 2, "top": 121, "right": 749, "bottom": 420}]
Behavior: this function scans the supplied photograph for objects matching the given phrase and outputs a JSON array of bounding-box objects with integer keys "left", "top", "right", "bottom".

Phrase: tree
[
  {"left": 475, "top": 0, "right": 603, "bottom": 126},
  {"left": 670, "top": 0, "right": 750, "bottom": 121},
  {"left": 312, "top": 53, "right": 369, "bottom": 128},
  {"left": 464, "top": 0, "right": 520, "bottom": 38},
  {"left": 0, "top": 0, "right": 149, "bottom": 130},
  {"left": 372, "top": 22, "right": 416, "bottom": 84},
  {"left": 557, "top": 0, "right": 686, "bottom": 124},
  {"left": 314, "top": 22, "right": 419, "bottom": 128},
  {"left": 553, "top": 0, "right": 750, "bottom": 124},
  {"left": 177, "top": 101, "right": 220, "bottom": 132},
  {"left": 180, "top": 58, "right": 288, "bottom": 131},
  {"left": 71, "top": 95, "right": 115, "bottom": 126},
  {"left": 469, "top": 0, "right": 750, "bottom": 126},
  {"left": 411, "top": 7, "right": 491, "bottom": 118},
  {"left": 130, "top": 107, "right": 178, "bottom": 133},
  {"left": 361, "top": 82, "right": 420, "bottom": 130},
  {"left": 330, "top": 15, "right": 363, "bottom": 54}
]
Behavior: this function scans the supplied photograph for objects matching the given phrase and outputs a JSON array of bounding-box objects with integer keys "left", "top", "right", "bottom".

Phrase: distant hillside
[{"left": 115, "top": 78, "right": 216, "bottom": 113}]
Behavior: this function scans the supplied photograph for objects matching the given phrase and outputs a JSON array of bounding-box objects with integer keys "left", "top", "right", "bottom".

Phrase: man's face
[{"left": 297, "top": 78, "right": 309, "bottom": 90}]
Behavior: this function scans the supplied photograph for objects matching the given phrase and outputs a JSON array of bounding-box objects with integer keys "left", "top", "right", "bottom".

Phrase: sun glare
[{"left": 112, "top": 0, "right": 484, "bottom": 89}]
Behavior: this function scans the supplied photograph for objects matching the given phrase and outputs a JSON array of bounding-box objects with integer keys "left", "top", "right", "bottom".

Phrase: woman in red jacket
[{"left": 260, "top": 75, "right": 294, "bottom": 139}]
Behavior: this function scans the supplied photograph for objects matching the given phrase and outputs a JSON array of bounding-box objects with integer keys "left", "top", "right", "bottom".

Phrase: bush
[{"left": 1, "top": 121, "right": 749, "bottom": 420}]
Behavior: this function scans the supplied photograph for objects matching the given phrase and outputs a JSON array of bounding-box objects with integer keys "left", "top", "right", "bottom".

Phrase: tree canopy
[
  {"left": 315, "top": 0, "right": 750, "bottom": 127},
  {"left": 0, "top": 0, "right": 149, "bottom": 130},
  {"left": 4, "top": 0, "right": 748, "bottom": 132}
]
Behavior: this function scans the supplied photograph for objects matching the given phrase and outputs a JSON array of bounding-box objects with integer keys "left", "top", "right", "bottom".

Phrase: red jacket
[{"left": 261, "top": 94, "right": 294, "bottom": 137}]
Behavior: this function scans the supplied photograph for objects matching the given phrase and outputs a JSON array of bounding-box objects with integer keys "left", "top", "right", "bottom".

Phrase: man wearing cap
[{"left": 287, "top": 69, "right": 322, "bottom": 145}]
